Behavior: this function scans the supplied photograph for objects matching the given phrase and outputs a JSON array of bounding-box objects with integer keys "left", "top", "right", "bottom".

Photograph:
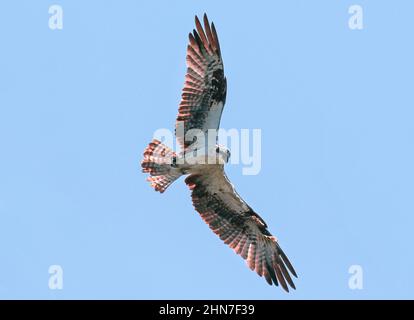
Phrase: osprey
[{"left": 141, "top": 14, "right": 297, "bottom": 292}]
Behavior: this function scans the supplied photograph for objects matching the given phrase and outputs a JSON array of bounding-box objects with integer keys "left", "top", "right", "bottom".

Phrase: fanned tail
[{"left": 141, "top": 139, "right": 182, "bottom": 193}]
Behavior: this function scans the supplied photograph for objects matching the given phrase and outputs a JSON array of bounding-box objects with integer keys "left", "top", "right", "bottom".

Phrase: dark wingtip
[
  {"left": 210, "top": 22, "right": 222, "bottom": 57},
  {"left": 290, "top": 265, "right": 298, "bottom": 278},
  {"left": 195, "top": 15, "right": 201, "bottom": 27},
  {"left": 277, "top": 244, "right": 298, "bottom": 278},
  {"left": 203, "top": 13, "right": 209, "bottom": 25}
]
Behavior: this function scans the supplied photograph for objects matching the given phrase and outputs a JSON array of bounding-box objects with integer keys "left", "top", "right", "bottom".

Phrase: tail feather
[{"left": 141, "top": 139, "right": 181, "bottom": 193}]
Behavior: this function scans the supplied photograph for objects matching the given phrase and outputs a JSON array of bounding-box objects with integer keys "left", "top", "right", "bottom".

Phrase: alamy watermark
[
  {"left": 49, "top": 5, "right": 63, "bottom": 30},
  {"left": 348, "top": 264, "right": 363, "bottom": 290},
  {"left": 48, "top": 265, "right": 63, "bottom": 290},
  {"left": 348, "top": 5, "right": 364, "bottom": 30},
  {"left": 152, "top": 126, "right": 262, "bottom": 175}
]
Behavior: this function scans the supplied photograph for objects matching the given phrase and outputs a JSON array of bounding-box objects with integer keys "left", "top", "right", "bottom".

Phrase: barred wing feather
[
  {"left": 185, "top": 170, "right": 297, "bottom": 292},
  {"left": 176, "top": 14, "right": 227, "bottom": 149}
]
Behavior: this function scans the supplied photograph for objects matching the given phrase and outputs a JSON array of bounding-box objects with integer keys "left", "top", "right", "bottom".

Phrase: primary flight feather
[{"left": 141, "top": 14, "right": 297, "bottom": 292}]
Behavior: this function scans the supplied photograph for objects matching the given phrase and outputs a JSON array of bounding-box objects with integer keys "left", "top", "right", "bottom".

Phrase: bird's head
[{"left": 215, "top": 144, "right": 231, "bottom": 164}]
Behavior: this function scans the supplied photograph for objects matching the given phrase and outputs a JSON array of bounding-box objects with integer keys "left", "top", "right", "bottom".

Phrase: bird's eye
[{"left": 216, "top": 147, "right": 220, "bottom": 153}]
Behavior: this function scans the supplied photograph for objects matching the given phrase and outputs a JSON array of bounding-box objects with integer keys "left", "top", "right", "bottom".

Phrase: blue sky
[{"left": 0, "top": 0, "right": 413, "bottom": 299}]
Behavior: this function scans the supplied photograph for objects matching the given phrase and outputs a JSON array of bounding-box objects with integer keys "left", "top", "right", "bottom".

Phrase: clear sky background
[{"left": 0, "top": 0, "right": 413, "bottom": 299}]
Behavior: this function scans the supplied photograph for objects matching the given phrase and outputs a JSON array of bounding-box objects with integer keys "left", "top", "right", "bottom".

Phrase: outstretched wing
[
  {"left": 185, "top": 170, "right": 297, "bottom": 292},
  {"left": 175, "top": 14, "right": 227, "bottom": 149}
]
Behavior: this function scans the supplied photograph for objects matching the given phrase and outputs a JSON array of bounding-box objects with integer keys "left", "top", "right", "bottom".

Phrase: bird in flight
[{"left": 141, "top": 14, "right": 297, "bottom": 292}]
